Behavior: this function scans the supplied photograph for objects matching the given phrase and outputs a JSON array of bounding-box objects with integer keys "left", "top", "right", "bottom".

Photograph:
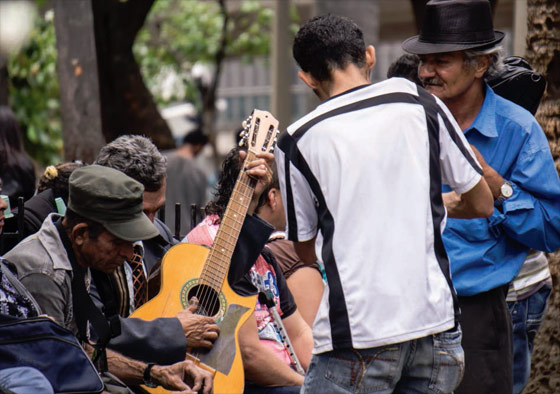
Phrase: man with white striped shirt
[{"left": 276, "top": 14, "right": 493, "bottom": 392}]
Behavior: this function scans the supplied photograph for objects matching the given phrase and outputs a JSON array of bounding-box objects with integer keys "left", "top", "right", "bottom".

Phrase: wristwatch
[
  {"left": 496, "top": 180, "right": 513, "bottom": 203},
  {"left": 143, "top": 363, "right": 157, "bottom": 388}
]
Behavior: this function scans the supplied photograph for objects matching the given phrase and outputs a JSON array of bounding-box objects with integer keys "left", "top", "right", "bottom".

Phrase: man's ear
[
  {"left": 71, "top": 223, "right": 89, "bottom": 245},
  {"left": 365, "top": 45, "right": 376, "bottom": 70},
  {"left": 268, "top": 188, "right": 279, "bottom": 209},
  {"left": 298, "top": 70, "right": 319, "bottom": 90},
  {"left": 474, "top": 55, "right": 490, "bottom": 78}
]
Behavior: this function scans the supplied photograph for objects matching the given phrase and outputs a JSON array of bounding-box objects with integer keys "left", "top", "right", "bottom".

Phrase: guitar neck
[{"left": 199, "top": 151, "right": 258, "bottom": 288}]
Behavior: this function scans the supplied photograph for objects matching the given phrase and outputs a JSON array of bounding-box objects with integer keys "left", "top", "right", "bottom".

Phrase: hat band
[
  {"left": 70, "top": 204, "right": 144, "bottom": 223},
  {"left": 420, "top": 30, "right": 497, "bottom": 45}
]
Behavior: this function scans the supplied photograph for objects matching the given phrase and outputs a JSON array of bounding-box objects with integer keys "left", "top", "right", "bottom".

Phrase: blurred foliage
[
  {"left": 6, "top": 0, "right": 288, "bottom": 166},
  {"left": 134, "top": 0, "right": 273, "bottom": 110},
  {"left": 8, "top": 8, "right": 62, "bottom": 166}
]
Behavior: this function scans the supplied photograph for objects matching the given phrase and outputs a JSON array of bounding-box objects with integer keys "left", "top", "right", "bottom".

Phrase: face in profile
[
  {"left": 418, "top": 51, "right": 479, "bottom": 103},
  {"left": 143, "top": 179, "right": 166, "bottom": 223},
  {"left": 78, "top": 228, "right": 134, "bottom": 273}
]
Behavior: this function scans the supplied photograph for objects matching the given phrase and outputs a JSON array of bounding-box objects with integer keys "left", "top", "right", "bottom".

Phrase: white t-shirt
[{"left": 276, "top": 78, "right": 482, "bottom": 353}]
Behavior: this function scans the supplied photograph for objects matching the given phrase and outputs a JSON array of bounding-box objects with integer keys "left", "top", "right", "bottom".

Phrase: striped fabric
[{"left": 506, "top": 250, "right": 551, "bottom": 302}]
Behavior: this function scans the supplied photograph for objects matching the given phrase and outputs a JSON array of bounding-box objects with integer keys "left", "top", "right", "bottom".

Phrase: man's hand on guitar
[
  {"left": 176, "top": 298, "right": 220, "bottom": 349},
  {"left": 151, "top": 360, "right": 213, "bottom": 394},
  {"left": 240, "top": 151, "right": 275, "bottom": 215}
]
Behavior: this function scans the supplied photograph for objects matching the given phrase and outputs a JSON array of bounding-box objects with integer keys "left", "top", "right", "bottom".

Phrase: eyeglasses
[{"left": 0, "top": 195, "right": 14, "bottom": 219}]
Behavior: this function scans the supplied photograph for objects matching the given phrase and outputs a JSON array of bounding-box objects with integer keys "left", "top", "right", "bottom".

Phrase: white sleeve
[
  {"left": 437, "top": 101, "right": 482, "bottom": 194},
  {"left": 276, "top": 143, "right": 318, "bottom": 242}
]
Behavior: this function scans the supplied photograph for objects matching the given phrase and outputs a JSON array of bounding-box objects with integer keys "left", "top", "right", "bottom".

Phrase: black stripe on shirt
[
  {"left": 278, "top": 131, "right": 299, "bottom": 242},
  {"left": 418, "top": 88, "right": 461, "bottom": 318},
  {"left": 291, "top": 92, "right": 418, "bottom": 143},
  {"left": 423, "top": 93, "right": 483, "bottom": 175},
  {"left": 278, "top": 134, "right": 353, "bottom": 349}
]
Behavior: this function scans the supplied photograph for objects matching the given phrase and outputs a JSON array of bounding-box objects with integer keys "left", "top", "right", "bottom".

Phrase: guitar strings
[
  {"left": 205, "top": 166, "right": 255, "bottom": 319},
  {"left": 192, "top": 153, "right": 256, "bottom": 325}
]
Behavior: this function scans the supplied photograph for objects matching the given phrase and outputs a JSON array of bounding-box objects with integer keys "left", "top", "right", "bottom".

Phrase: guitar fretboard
[{"left": 199, "top": 151, "right": 258, "bottom": 289}]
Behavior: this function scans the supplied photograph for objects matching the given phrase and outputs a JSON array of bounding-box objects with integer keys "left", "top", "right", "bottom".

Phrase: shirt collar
[
  {"left": 53, "top": 215, "right": 78, "bottom": 273},
  {"left": 466, "top": 84, "right": 498, "bottom": 138}
]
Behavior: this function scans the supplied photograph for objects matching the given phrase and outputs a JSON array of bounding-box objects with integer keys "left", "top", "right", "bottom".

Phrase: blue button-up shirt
[{"left": 442, "top": 86, "right": 560, "bottom": 296}]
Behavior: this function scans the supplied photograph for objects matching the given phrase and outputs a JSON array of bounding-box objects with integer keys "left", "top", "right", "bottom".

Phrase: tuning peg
[
  {"left": 238, "top": 133, "right": 249, "bottom": 147},
  {"left": 270, "top": 146, "right": 275, "bottom": 153},
  {"left": 242, "top": 116, "right": 252, "bottom": 130}
]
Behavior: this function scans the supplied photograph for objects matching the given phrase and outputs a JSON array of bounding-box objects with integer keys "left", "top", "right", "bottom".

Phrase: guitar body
[{"left": 131, "top": 243, "right": 257, "bottom": 394}]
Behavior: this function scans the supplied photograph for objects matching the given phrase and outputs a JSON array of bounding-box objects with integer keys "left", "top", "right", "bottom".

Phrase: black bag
[
  {"left": 486, "top": 56, "right": 546, "bottom": 115},
  {"left": 0, "top": 316, "right": 104, "bottom": 394}
]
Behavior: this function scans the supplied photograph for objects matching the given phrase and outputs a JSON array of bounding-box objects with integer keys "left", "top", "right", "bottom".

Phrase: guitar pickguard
[{"left": 198, "top": 304, "right": 249, "bottom": 375}]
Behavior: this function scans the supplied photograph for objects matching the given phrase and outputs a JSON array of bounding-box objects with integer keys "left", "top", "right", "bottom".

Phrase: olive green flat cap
[{"left": 68, "top": 165, "right": 159, "bottom": 242}]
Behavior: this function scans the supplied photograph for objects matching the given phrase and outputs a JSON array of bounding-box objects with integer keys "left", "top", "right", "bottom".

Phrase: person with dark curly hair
[
  {"left": 187, "top": 148, "right": 314, "bottom": 393},
  {"left": 277, "top": 13, "right": 494, "bottom": 392}
]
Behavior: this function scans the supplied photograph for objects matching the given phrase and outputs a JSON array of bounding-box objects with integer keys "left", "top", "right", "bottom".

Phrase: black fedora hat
[{"left": 402, "top": 0, "right": 504, "bottom": 55}]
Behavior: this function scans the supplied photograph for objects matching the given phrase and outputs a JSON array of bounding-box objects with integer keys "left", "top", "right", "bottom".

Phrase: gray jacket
[{"left": 5, "top": 214, "right": 187, "bottom": 365}]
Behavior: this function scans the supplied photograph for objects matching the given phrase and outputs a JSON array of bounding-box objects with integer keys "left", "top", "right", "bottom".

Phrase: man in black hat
[
  {"left": 403, "top": 1, "right": 560, "bottom": 393},
  {"left": 4, "top": 165, "right": 214, "bottom": 392},
  {"left": 277, "top": 13, "right": 493, "bottom": 393}
]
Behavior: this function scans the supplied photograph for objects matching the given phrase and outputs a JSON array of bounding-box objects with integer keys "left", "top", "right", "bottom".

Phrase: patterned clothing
[
  {"left": 186, "top": 214, "right": 297, "bottom": 367},
  {"left": 0, "top": 260, "right": 39, "bottom": 319}
]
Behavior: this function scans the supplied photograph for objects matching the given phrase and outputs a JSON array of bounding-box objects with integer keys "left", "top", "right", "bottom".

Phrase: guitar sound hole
[{"left": 188, "top": 284, "right": 221, "bottom": 317}]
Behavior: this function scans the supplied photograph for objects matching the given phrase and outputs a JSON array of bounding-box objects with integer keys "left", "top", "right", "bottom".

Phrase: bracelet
[{"left": 143, "top": 363, "right": 157, "bottom": 388}]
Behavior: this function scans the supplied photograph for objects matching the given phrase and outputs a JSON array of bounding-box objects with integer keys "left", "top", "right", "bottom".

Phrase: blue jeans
[
  {"left": 301, "top": 326, "right": 464, "bottom": 393},
  {"left": 0, "top": 367, "right": 54, "bottom": 394},
  {"left": 507, "top": 283, "right": 552, "bottom": 394}
]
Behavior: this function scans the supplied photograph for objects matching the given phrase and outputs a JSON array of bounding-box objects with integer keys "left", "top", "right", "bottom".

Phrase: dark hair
[
  {"left": 94, "top": 135, "right": 167, "bottom": 192},
  {"left": 205, "top": 148, "right": 278, "bottom": 219},
  {"left": 64, "top": 208, "right": 105, "bottom": 240},
  {"left": 183, "top": 130, "right": 209, "bottom": 146},
  {"left": 37, "top": 161, "right": 85, "bottom": 203},
  {"left": 387, "top": 54, "right": 422, "bottom": 85},
  {"left": 205, "top": 148, "right": 242, "bottom": 219},
  {"left": 293, "top": 14, "right": 366, "bottom": 82}
]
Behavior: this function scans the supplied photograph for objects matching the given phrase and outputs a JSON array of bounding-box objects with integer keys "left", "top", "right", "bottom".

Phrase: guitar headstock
[{"left": 238, "top": 109, "right": 279, "bottom": 154}]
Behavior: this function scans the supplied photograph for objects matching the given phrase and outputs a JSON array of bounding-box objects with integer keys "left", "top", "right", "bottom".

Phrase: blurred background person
[
  {"left": 0, "top": 161, "right": 85, "bottom": 255},
  {"left": 0, "top": 106, "right": 36, "bottom": 208},
  {"left": 164, "top": 128, "right": 209, "bottom": 236}
]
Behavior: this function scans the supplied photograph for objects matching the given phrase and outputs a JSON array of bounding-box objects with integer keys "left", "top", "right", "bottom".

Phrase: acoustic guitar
[{"left": 131, "top": 110, "right": 279, "bottom": 394}]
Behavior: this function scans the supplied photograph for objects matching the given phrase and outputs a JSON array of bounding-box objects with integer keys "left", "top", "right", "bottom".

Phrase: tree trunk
[
  {"left": 0, "top": 63, "right": 8, "bottom": 106},
  {"left": 53, "top": 0, "right": 106, "bottom": 163},
  {"left": 200, "top": 0, "right": 229, "bottom": 170},
  {"left": 524, "top": 1, "right": 560, "bottom": 392},
  {"left": 91, "top": 0, "right": 174, "bottom": 150}
]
